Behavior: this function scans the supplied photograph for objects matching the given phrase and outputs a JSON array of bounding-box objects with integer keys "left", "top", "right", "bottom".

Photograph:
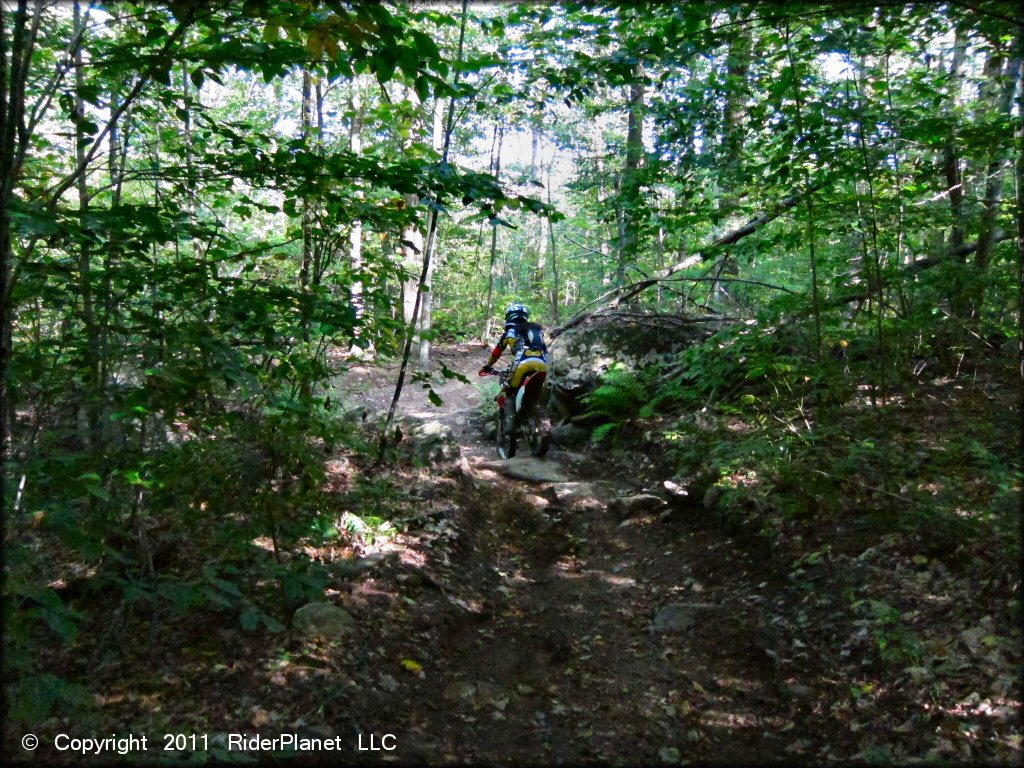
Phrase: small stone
[
  {"left": 702, "top": 486, "right": 724, "bottom": 512},
  {"left": 299, "top": 724, "right": 336, "bottom": 740},
  {"left": 396, "top": 572, "right": 423, "bottom": 587},
  {"left": 292, "top": 603, "right": 356, "bottom": 639},
  {"left": 443, "top": 681, "right": 476, "bottom": 701},
  {"left": 331, "top": 552, "right": 392, "bottom": 579},
  {"left": 652, "top": 602, "right": 719, "bottom": 632},
  {"left": 904, "top": 666, "right": 933, "bottom": 683},
  {"left": 609, "top": 493, "right": 668, "bottom": 520},
  {"left": 780, "top": 682, "right": 815, "bottom": 701}
]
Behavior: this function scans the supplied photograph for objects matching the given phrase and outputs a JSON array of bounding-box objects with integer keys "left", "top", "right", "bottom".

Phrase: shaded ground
[
  {"left": 11, "top": 343, "right": 1020, "bottom": 765},
  {"left": 317, "top": 344, "right": 1021, "bottom": 765},
  {"left": 323, "top": 343, "right": 810, "bottom": 764}
]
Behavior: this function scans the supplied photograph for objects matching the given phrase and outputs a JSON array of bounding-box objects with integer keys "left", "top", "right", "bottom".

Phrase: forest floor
[{"left": 12, "top": 343, "right": 1021, "bottom": 765}]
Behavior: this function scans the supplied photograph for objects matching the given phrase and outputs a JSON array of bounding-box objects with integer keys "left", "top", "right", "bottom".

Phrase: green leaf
[
  {"left": 440, "top": 363, "right": 470, "bottom": 384},
  {"left": 427, "top": 389, "right": 444, "bottom": 407},
  {"left": 239, "top": 605, "right": 259, "bottom": 631},
  {"left": 261, "top": 613, "right": 286, "bottom": 632},
  {"left": 9, "top": 674, "right": 92, "bottom": 725},
  {"left": 375, "top": 53, "right": 397, "bottom": 84}
]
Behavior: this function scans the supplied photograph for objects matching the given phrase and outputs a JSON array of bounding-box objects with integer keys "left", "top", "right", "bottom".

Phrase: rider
[{"left": 479, "top": 303, "right": 548, "bottom": 420}]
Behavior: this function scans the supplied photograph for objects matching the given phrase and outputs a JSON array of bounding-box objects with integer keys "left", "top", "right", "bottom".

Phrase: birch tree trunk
[
  {"left": 400, "top": 83, "right": 425, "bottom": 333},
  {"left": 414, "top": 102, "right": 445, "bottom": 367},
  {"left": 348, "top": 78, "right": 369, "bottom": 355}
]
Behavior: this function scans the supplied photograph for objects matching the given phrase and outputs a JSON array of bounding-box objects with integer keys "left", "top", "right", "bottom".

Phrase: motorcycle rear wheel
[
  {"left": 524, "top": 413, "right": 545, "bottom": 456},
  {"left": 497, "top": 409, "right": 516, "bottom": 458}
]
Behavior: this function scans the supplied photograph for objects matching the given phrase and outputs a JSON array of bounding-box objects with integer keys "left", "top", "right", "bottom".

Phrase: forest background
[{"left": 1, "top": 0, "right": 1021, "bottom": 755}]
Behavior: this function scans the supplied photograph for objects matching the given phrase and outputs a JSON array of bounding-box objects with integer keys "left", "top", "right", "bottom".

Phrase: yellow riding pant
[{"left": 509, "top": 356, "right": 547, "bottom": 389}]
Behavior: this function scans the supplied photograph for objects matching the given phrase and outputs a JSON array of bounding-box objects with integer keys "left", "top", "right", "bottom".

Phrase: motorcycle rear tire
[
  {"left": 524, "top": 413, "right": 545, "bottom": 456},
  {"left": 497, "top": 409, "right": 516, "bottom": 458}
]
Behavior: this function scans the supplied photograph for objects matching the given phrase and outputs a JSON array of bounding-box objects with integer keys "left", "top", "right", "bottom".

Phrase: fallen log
[{"left": 551, "top": 185, "right": 817, "bottom": 340}]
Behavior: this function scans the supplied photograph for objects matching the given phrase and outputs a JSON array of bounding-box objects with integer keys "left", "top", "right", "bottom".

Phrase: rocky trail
[{"left": 317, "top": 344, "right": 911, "bottom": 764}]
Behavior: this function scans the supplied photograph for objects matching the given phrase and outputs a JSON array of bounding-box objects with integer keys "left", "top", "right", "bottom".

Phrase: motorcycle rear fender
[{"left": 516, "top": 370, "right": 547, "bottom": 413}]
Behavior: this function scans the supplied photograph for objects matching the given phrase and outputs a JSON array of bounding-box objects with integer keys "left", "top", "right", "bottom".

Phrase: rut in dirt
[
  {"left": 333, "top": 345, "right": 811, "bottom": 764},
  {"left": 393, "top": 459, "right": 800, "bottom": 765}
]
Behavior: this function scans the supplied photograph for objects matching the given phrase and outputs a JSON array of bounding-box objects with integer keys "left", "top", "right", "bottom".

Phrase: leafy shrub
[{"left": 476, "top": 378, "right": 502, "bottom": 431}]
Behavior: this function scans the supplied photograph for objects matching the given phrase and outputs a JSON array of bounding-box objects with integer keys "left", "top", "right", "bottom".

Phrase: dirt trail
[{"left": 330, "top": 344, "right": 804, "bottom": 765}]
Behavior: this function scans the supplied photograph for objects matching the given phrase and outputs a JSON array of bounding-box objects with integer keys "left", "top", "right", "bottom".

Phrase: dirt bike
[{"left": 479, "top": 366, "right": 550, "bottom": 459}]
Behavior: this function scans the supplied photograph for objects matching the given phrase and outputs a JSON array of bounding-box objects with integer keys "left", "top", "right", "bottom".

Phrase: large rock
[
  {"left": 550, "top": 421, "right": 592, "bottom": 448},
  {"left": 407, "top": 419, "right": 461, "bottom": 464},
  {"left": 551, "top": 481, "right": 598, "bottom": 504},
  {"left": 477, "top": 458, "right": 568, "bottom": 483},
  {"left": 547, "top": 312, "right": 711, "bottom": 422},
  {"left": 293, "top": 603, "right": 357, "bottom": 639},
  {"left": 609, "top": 493, "right": 669, "bottom": 520}
]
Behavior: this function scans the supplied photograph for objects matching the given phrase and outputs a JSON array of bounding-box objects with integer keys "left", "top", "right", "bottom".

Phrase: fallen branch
[
  {"left": 904, "top": 229, "right": 1009, "bottom": 273},
  {"left": 551, "top": 184, "right": 819, "bottom": 340},
  {"left": 812, "top": 469, "right": 931, "bottom": 509},
  {"left": 603, "top": 310, "right": 737, "bottom": 325},
  {"left": 663, "top": 275, "right": 797, "bottom": 294}
]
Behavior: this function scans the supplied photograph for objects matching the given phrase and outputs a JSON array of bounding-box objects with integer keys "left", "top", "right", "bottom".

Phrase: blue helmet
[{"left": 505, "top": 303, "right": 529, "bottom": 324}]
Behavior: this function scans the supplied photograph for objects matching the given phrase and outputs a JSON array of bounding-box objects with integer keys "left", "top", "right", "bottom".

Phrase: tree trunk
[
  {"left": 720, "top": 5, "right": 752, "bottom": 211},
  {"left": 483, "top": 123, "right": 503, "bottom": 340},
  {"left": 940, "top": 32, "right": 967, "bottom": 255},
  {"left": 73, "top": 0, "right": 103, "bottom": 467},
  {"left": 0, "top": 0, "right": 41, "bottom": 453},
  {"left": 348, "top": 78, "right": 368, "bottom": 355},
  {"left": 1014, "top": 30, "right": 1024, "bottom": 396},
  {"left": 965, "top": 46, "right": 1021, "bottom": 323},
  {"left": 615, "top": 78, "right": 645, "bottom": 288},
  {"left": 379, "top": 0, "right": 469, "bottom": 462},
  {"left": 399, "top": 84, "right": 425, "bottom": 333},
  {"left": 547, "top": 166, "right": 560, "bottom": 325},
  {"left": 297, "top": 67, "right": 315, "bottom": 400},
  {"left": 710, "top": 8, "right": 752, "bottom": 308},
  {"left": 417, "top": 99, "right": 447, "bottom": 368},
  {"left": 299, "top": 68, "right": 313, "bottom": 298},
  {"left": 531, "top": 117, "right": 548, "bottom": 303},
  {"left": 785, "top": 21, "right": 822, "bottom": 364},
  {"left": 974, "top": 51, "right": 1019, "bottom": 273}
]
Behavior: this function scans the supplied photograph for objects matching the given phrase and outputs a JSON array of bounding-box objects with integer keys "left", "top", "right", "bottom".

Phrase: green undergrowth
[
  {"left": 581, "top": 312, "right": 1021, "bottom": 555},
  {"left": 3, "top": 394, "right": 411, "bottom": 729}
]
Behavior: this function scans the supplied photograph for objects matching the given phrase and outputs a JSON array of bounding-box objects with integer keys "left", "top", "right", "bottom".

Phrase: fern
[
  {"left": 590, "top": 421, "right": 620, "bottom": 444},
  {"left": 582, "top": 364, "right": 651, "bottom": 443},
  {"left": 582, "top": 364, "right": 648, "bottom": 419}
]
